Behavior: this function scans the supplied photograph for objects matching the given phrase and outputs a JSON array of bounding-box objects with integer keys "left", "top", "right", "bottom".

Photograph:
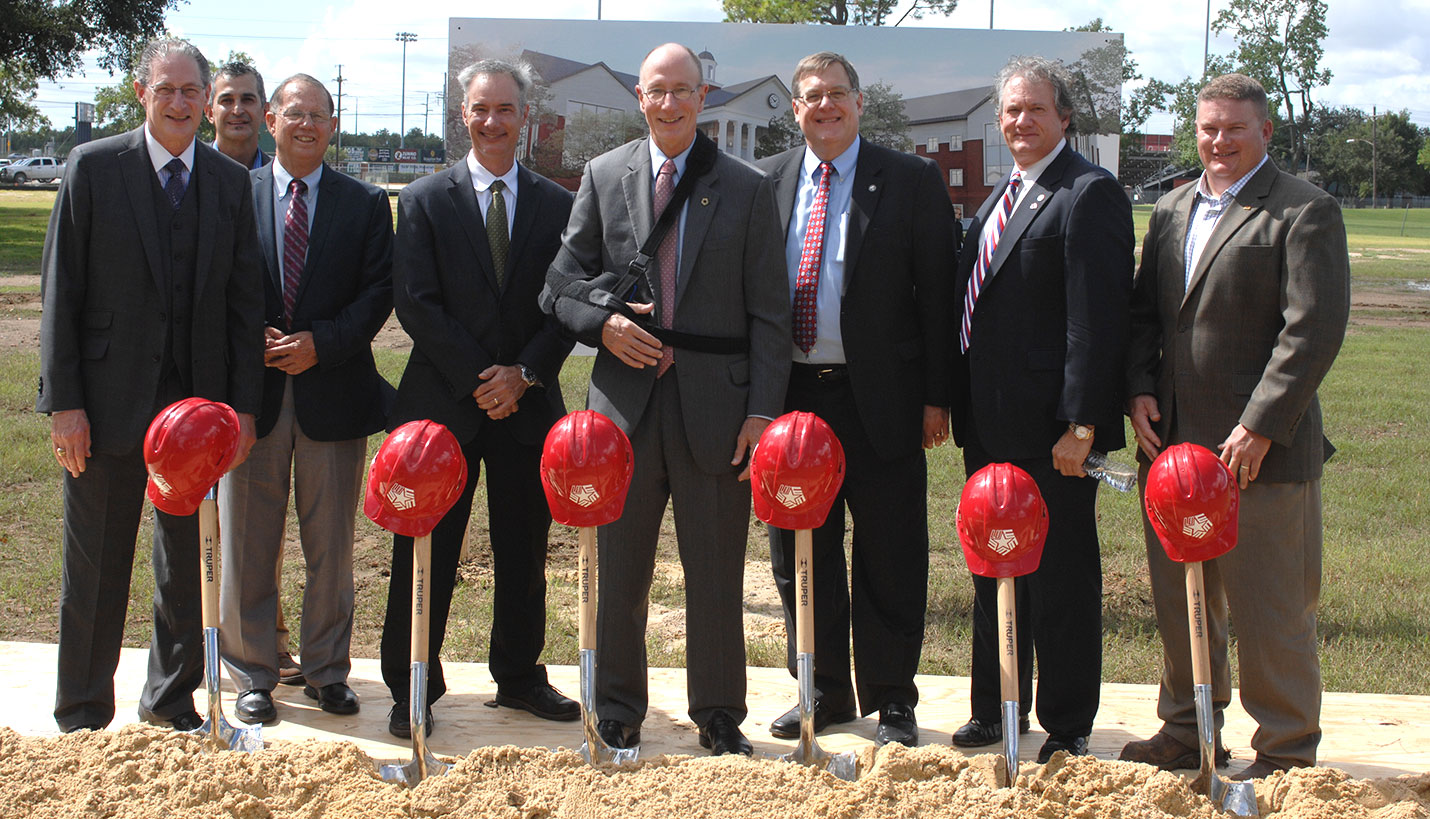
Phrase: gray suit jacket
[
  {"left": 1126, "top": 159, "right": 1350, "bottom": 482},
  {"left": 545, "top": 134, "right": 790, "bottom": 474},
  {"left": 38, "top": 127, "right": 265, "bottom": 451}
]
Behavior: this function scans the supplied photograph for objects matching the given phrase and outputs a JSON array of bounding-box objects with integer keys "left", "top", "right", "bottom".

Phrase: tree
[
  {"left": 1212, "top": 0, "right": 1331, "bottom": 174},
  {"left": 95, "top": 48, "right": 258, "bottom": 139},
  {"left": 1420, "top": 135, "right": 1430, "bottom": 175},
  {"left": 723, "top": 0, "right": 957, "bottom": 26},
  {"left": 756, "top": 110, "right": 802, "bottom": 159},
  {"left": 1062, "top": 21, "right": 1133, "bottom": 136},
  {"left": 560, "top": 109, "right": 647, "bottom": 170},
  {"left": 859, "top": 81, "right": 911, "bottom": 152},
  {"left": 2, "top": 65, "right": 48, "bottom": 129},
  {"left": 2, "top": 0, "right": 178, "bottom": 128}
]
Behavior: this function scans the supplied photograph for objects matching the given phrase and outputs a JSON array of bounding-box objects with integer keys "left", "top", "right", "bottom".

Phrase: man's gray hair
[
  {"left": 995, "top": 55, "right": 1076, "bottom": 133},
  {"left": 1198, "top": 73, "right": 1270, "bottom": 122},
  {"left": 791, "top": 51, "right": 861, "bottom": 98},
  {"left": 457, "top": 59, "right": 537, "bottom": 110},
  {"left": 136, "top": 38, "right": 211, "bottom": 88},
  {"left": 271, "top": 73, "right": 335, "bottom": 116},
  {"left": 212, "top": 60, "right": 266, "bottom": 104}
]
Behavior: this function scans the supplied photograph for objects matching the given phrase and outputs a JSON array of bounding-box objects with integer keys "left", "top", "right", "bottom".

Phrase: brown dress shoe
[
  {"left": 1119, "top": 731, "right": 1231, "bottom": 770},
  {"left": 278, "top": 651, "right": 305, "bottom": 686},
  {"left": 1229, "top": 758, "right": 1293, "bottom": 781}
]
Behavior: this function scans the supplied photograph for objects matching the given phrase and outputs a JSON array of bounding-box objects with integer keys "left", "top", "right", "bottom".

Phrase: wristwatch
[
  {"left": 518, "top": 363, "right": 540, "bottom": 388},
  {"left": 1069, "top": 422, "right": 1094, "bottom": 441}
]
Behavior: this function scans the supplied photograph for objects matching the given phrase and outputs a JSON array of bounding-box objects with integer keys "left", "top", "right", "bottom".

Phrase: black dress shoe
[
  {"left": 304, "top": 682, "right": 360, "bottom": 715},
  {"left": 698, "top": 712, "right": 753, "bottom": 756},
  {"left": 1037, "top": 733, "right": 1090, "bottom": 763},
  {"left": 64, "top": 723, "right": 105, "bottom": 733},
  {"left": 596, "top": 719, "right": 641, "bottom": 749},
  {"left": 169, "top": 711, "right": 204, "bottom": 732},
  {"left": 495, "top": 683, "right": 580, "bottom": 721},
  {"left": 387, "top": 702, "right": 434, "bottom": 739},
  {"left": 950, "top": 715, "right": 1031, "bottom": 747},
  {"left": 875, "top": 703, "right": 918, "bottom": 747},
  {"left": 769, "top": 700, "right": 857, "bottom": 739},
  {"left": 235, "top": 689, "right": 278, "bottom": 724}
]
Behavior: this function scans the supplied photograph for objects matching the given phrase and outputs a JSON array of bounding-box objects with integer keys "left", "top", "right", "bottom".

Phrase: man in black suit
[
  {"left": 218, "top": 74, "right": 393, "bottom": 724},
  {"left": 207, "top": 61, "right": 270, "bottom": 171},
  {"left": 38, "top": 37, "right": 265, "bottom": 733},
  {"left": 949, "top": 56, "right": 1133, "bottom": 762},
  {"left": 379, "top": 58, "right": 576, "bottom": 739},
  {"left": 756, "top": 51, "right": 957, "bottom": 748}
]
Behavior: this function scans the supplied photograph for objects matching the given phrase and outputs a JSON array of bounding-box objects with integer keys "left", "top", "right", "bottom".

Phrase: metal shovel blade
[
  {"left": 577, "top": 649, "right": 638, "bottom": 765},
  {"left": 1000, "top": 699, "right": 1020, "bottom": 785},
  {"left": 1194, "top": 684, "right": 1257, "bottom": 816},
  {"left": 191, "top": 626, "right": 262, "bottom": 752},
  {"left": 774, "top": 653, "right": 858, "bottom": 781},
  {"left": 379, "top": 662, "right": 450, "bottom": 786}
]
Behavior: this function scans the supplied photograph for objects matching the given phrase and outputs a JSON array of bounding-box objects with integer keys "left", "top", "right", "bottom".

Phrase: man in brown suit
[{"left": 1120, "top": 73, "right": 1349, "bottom": 780}]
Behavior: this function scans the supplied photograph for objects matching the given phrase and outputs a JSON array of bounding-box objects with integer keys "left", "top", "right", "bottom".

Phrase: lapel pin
[
  {"left": 1029, "top": 202, "right": 1039, "bottom": 210},
  {"left": 1036, "top": 193, "right": 1046, "bottom": 201},
  {"left": 868, "top": 184, "right": 877, "bottom": 192},
  {"left": 701, "top": 197, "right": 709, "bottom": 206},
  {"left": 1243, "top": 205, "right": 1252, "bottom": 210}
]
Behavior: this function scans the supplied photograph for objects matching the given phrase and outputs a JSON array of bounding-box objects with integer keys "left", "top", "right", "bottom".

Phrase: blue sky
[{"left": 28, "top": 0, "right": 1430, "bottom": 136}]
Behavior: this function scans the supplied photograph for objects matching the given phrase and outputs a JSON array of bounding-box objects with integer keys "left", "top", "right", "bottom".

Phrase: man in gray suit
[
  {"left": 38, "top": 37, "right": 265, "bottom": 733},
  {"left": 1120, "top": 73, "right": 1349, "bottom": 780},
  {"left": 544, "top": 42, "right": 789, "bottom": 756},
  {"left": 219, "top": 74, "right": 393, "bottom": 725}
]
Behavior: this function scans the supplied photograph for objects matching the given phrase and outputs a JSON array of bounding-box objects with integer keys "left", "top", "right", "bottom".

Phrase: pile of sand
[{"left": 1, "top": 726, "right": 1426, "bottom": 818}]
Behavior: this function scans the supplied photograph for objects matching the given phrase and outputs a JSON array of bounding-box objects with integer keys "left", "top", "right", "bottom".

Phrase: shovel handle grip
[
  {"left": 578, "top": 527, "right": 597, "bottom": 652},
  {"left": 1184, "top": 562, "right": 1211, "bottom": 687},
  {"left": 410, "top": 534, "right": 432, "bottom": 665},
  {"left": 198, "top": 496, "right": 220, "bottom": 629},
  {"left": 997, "top": 576, "right": 1018, "bottom": 703},
  {"left": 795, "top": 529, "right": 815, "bottom": 655}
]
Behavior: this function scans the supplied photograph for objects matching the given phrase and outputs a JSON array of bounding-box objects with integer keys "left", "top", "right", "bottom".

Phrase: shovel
[
  {"left": 576, "top": 526, "right": 638, "bottom": 765},
  {"left": 996, "top": 575, "right": 1020, "bottom": 785},
  {"left": 379, "top": 533, "right": 450, "bottom": 786},
  {"left": 1184, "top": 561, "right": 1257, "bottom": 816},
  {"left": 192, "top": 485, "right": 263, "bottom": 752},
  {"left": 776, "top": 528, "right": 858, "bottom": 780}
]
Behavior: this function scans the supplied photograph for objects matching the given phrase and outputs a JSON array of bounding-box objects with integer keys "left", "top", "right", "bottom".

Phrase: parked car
[{"left": 1, "top": 156, "right": 65, "bottom": 184}]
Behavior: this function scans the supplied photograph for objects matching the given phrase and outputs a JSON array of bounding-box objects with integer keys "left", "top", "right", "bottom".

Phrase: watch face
[{"left": 767, "top": 93, "right": 779, "bottom": 109}]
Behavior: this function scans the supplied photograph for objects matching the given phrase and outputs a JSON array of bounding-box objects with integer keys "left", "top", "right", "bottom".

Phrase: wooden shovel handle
[
  {"left": 410, "top": 533, "right": 433, "bottom": 665},
  {"left": 997, "top": 576, "right": 1018, "bottom": 703},
  {"left": 795, "top": 529, "right": 815, "bottom": 655},
  {"left": 1184, "top": 562, "right": 1211, "bottom": 687},
  {"left": 199, "top": 495, "right": 220, "bottom": 630},
  {"left": 578, "top": 527, "right": 597, "bottom": 652}
]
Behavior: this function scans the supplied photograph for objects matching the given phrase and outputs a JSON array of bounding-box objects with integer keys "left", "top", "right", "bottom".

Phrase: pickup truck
[{"left": 1, "top": 156, "right": 65, "bottom": 184}]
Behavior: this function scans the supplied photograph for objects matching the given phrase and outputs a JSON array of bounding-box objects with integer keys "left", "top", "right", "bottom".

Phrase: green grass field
[{"left": 3, "top": 190, "right": 1428, "bottom": 700}]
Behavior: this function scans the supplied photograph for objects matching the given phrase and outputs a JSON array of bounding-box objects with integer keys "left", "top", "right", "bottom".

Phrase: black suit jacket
[
  {"left": 389, "top": 160, "right": 574, "bottom": 445},
  {"left": 251, "top": 162, "right": 394, "bottom": 441},
  {"left": 38, "top": 127, "right": 265, "bottom": 451},
  {"left": 759, "top": 141, "right": 958, "bottom": 461},
  {"left": 951, "top": 143, "right": 1133, "bottom": 459}
]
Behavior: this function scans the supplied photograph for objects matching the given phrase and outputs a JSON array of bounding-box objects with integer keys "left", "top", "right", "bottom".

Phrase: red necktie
[
  {"left": 960, "top": 171, "right": 1021, "bottom": 353},
  {"left": 282, "top": 178, "right": 309, "bottom": 329},
  {"left": 793, "top": 162, "right": 833, "bottom": 354},
  {"left": 653, "top": 159, "right": 677, "bottom": 377}
]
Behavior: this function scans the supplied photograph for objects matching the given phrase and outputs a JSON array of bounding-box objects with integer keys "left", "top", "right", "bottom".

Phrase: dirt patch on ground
[
  {"left": 1348, "top": 280, "right": 1430, "bottom": 329},
  {"left": 2, "top": 725, "right": 1426, "bottom": 818}
]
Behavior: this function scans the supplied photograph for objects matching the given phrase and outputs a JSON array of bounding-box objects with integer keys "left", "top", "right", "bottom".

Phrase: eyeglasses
[
  {"left": 642, "top": 86, "right": 699, "bottom": 103},
  {"left": 795, "top": 87, "right": 855, "bottom": 106},
  {"left": 281, "top": 110, "right": 332, "bottom": 126},
  {"left": 150, "top": 84, "right": 206, "bottom": 102}
]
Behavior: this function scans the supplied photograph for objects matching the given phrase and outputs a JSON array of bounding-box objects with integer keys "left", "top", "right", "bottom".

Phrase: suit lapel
[
  {"left": 119, "top": 129, "right": 165, "bottom": 294},
  {"left": 620, "top": 140, "right": 657, "bottom": 300},
  {"left": 507, "top": 164, "right": 542, "bottom": 291},
  {"left": 444, "top": 162, "right": 500, "bottom": 296},
  {"left": 1182, "top": 160, "right": 1276, "bottom": 309},
  {"left": 770, "top": 149, "right": 803, "bottom": 238},
  {"left": 986, "top": 144, "right": 1072, "bottom": 282},
  {"left": 294, "top": 165, "right": 338, "bottom": 310},
  {"left": 845, "top": 143, "right": 884, "bottom": 285},
  {"left": 192, "top": 145, "right": 220, "bottom": 305},
  {"left": 676, "top": 170, "right": 719, "bottom": 310},
  {"left": 252, "top": 165, "right": 280, "bottom": 294}
]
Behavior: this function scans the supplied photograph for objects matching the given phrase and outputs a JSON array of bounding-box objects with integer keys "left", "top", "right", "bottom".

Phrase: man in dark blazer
[
  {"left": 1120, "top": 73, "right": 1348, "bottom": 781},
  {"left": 756, "top": 51, "right": 956, "bottom": 748},
  {"left": 37, "top": 38, "right": 264, "bottom": 733},
  {"left": 544, "top": 43, "right": 790, "bottom": 756},
  {"left": 218, "top": 74, "right": 393, "bottom": 725},
  {"left": 949, "top": 56, "right": 1132, "bottom": 762},
  {"left": 379, "top": 58, "right": 577, "bottom": 739}
]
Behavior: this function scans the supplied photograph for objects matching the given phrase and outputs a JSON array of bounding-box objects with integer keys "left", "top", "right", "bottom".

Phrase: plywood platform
[{"left": 3, "top": 640, "right": 1424, "bottom": 779}]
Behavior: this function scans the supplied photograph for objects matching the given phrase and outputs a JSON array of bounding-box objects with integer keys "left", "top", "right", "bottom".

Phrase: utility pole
[
  {"left": 423, "top": 92, "right": 430, "bottom": 137},
  {"left": 395, "top": 31, "right": 417, "bottom": 149},
  {"left": 333, "top": 64, "right": 345, "bottom": 154},
  {"left": 1371, "top": 105, "right": 1378, "bottom": 208}
]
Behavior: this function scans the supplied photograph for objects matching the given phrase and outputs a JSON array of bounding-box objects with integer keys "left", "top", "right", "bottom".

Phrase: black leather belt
[{"left": 791, "top": 362, "right": 849, "bottom": 385}]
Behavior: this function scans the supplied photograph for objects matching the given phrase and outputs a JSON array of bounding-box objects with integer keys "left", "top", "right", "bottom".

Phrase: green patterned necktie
[{"left": 487, "top": 179, "right": 509, "bottom": 288}]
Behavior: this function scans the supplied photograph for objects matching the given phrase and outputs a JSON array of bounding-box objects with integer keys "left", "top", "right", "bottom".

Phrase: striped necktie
[
  {"left": 487, "top": 179, "right": 509, "bottom": 288},
  {"left": 654, "top": 159, "right": 677, "bottom": 377},
  {"left": 282, "top": 178, "right": 308, "bottom": 328},
  {"left": 960, "top": 171, "right": 1022, "bottom": 353}
]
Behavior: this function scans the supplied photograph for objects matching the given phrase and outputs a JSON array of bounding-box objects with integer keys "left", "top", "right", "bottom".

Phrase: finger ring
[
  {"left": 1240, "top": 465, "right": 1249, "bottom": 471},
  {"left": 56, "top": 447, "right": 66, "bottom": 456}
]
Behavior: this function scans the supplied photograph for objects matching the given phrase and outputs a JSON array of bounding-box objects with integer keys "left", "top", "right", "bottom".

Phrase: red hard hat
[
  {"left": 144, "top": 398, "right": 242, "bottom": 516},
  {"left": 364, "top": 420, "right": 468, "bottom": 537},
  {"left": 750, "top": 411, "right": 845, "bottom": 530},
  {"left": 540, "top": 410, "right": 634, "bottom": 527},
  {"left": 956, "top": 463, "right": 1048, "bottom": 578},
  {"left": 1145, "top": 442, "right": 1239, "bottom": 563}
]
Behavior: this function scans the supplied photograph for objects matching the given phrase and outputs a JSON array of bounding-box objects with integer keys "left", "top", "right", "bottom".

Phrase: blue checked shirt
[{"left": 1183, "top": 154, "right": 1268, "bottom": 291}]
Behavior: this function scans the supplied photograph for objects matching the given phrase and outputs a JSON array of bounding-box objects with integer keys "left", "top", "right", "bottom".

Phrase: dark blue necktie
[{"left": 163, "top": 158, "right": 187, "bottom": 209}]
